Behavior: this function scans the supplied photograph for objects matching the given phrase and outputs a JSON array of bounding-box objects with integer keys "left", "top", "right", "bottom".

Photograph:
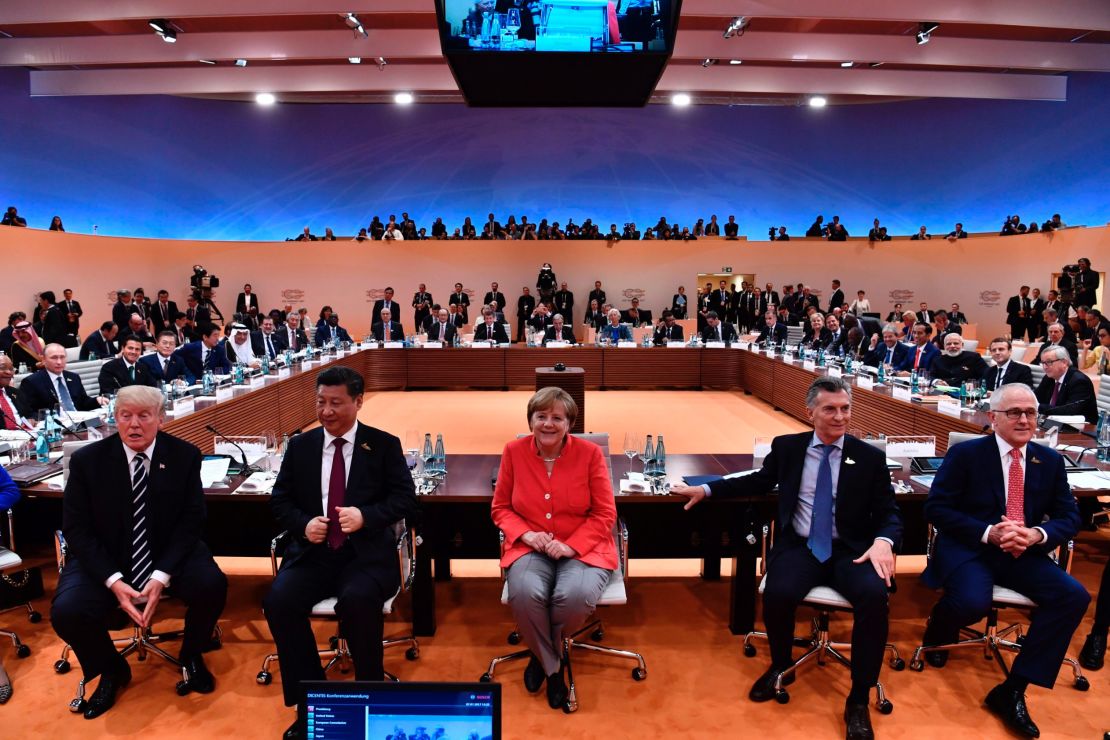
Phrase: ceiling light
[
  {"left": 701, "top": 58, "right": 717, "bottom": 68},
  {"left": 198, "top": 59, "right": 216, "bottom": 65},
  {"left": 916, "top": 22, "right": 938, "bottom": 45},
  {"left": 348, "top": 57, "right": 362, "bottom": 64},
  {"left": 723, "top": 16, "right": 749, "bottom": 39},
  {"left": 672, "top": 93, "right": 691, "bottom": 107},
  {"left": 808, "top": 96, "right": 827, "bottom": 108},
  {"left": 235, "top": 59, "right": 248, "bottom": 67},
  {"left": 344, "top": 12, "right": 368, "bottom": 38},
  {"left": 148, "top": 19, "right": 177, "bottom": 43},
  {"left": 377, "top": 57, "right": 388, "bottom": 71},
  {"left": 161, "top": 28, "right": 177, "bottom": 43},
  {"left": 255, "top": 92, "right": 276, "bottom": 106},
  {"left": 869, "top": 62, "right": 884, "bottom": 68},
  {"left": 729, "top": 59, "right": 742, "bottom": 65},
  {"left": 394, "top": 92, "right": 414, "bottom": 105},
  {"left": 840, "top": 61, "right": 854, "bottom": 68}
]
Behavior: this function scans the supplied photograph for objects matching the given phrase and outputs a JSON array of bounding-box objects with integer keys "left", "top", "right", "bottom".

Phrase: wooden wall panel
[{"left": 504, "top": 347, "right": 604, "bottom": 388}]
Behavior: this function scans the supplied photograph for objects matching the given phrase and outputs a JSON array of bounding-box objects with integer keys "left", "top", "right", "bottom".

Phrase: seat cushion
[
  {"left": 992, "top": 585, "right": 1037, "bottom": 609},
  {"left": 310, "top": 589, "right": 401, "bottom": 617},
  {"left": 0, "top": 547, "right": 22, "bottom": 572},
  {"left": 757, "top": 574, "right": 852, "bottom": 609}
]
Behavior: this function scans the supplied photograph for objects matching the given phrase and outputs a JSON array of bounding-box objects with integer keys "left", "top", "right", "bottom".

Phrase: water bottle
[
  {"left": 432, "top": 434, "right": 447, "bottom": 478},
  {"left": 35, "top": 427, "right": 50, "bottom": 463},
  {"left": 106, "top": 394, "right": 117, "bottom": 425},
  {"left": 422, "top": 433, "right": 434, "bottom": 471},
  {"left": 817, "top": 346, "right": 826, "bottom": 367},
  {"left": 910, "top": 370, "right": 919, "bottom": 393},
  {"left": 642, "top": 435, "right": 655, "bottom": 477},
  {"left": 958, "top": 381, "right": 968, "bottom": 407},
  {"left": 877, "top": 362, "right": 886, "bottom": 385},
  {"left": 44, "top": 410, "right": 59, "bottom": 444},
  {"left": 654, "top": 434, "right": 666, "bottom": 478},
  {"left": 490, "top": 12, "right": 501, "bottom": 46},
  {"left": 284, "top": 349, "right": 293, "bottom": 366},
  {"left": 1098, "top": 411, "right": 1110, "bottom": 462},
  {"left": 280, "top": 433, "right": 290, "bottom": 459},
  {"left": 261, "top": 353, "right": 271, "bottom": 374},
  {"left": 234, "top": 363, "right": 245, "bottom": 385},
  {"left": 202, "top": 371, "right": 214, "bottom": 395}
]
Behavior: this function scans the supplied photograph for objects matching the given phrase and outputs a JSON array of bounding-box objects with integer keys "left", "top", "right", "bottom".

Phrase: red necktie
[
  {"left": 914, "top": 347, "right": 923, "bottom": 369},
  {"left": 0, "top": 390, "right": 19, "bottom": 430},
  {"left": 326, "top": 438, "right": 348, "bottom": 549},
  {"left": 1005, "top": 448, "right": 1025, "bottom": 525},
  {"left": 1049, "top": 382, "right": 1061, "bottom": 406}
]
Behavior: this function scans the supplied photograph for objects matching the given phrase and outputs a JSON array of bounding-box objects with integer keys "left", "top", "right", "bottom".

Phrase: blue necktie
[
  {"left": 808, "top": 444, "right": 835, "bottom": 563},
  {"left": 56, "top": 376, "right": 76, "bottom": 412}
]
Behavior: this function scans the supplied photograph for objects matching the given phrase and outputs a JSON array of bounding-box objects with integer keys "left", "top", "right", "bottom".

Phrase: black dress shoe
[
  {"left": 844, "top": 702, "right": 875, "bottom": 740},
  {"left": 523, "top": 653, "right": 546, "bottom": 693},
  {"left": 283, "top": 719, "right": 302, "bottom": 740},
  {"left": 83, "top": 663, "right": 132, "bottom": 720},
  {"left": 179, "top": 655, "right": 216, "bottom": 694},
  {"left": 1079, "top": 633, "right": 1106, "bottom": 671},
  {"left": 984, "top": 683, "right": 1040, "bottom": 738},
  {"left": 922, "top": 618, "right": 952, "bottom": 668},
  {"left": 546, "top": 669, "right": 568, "bottom": 709},
  {"left": 748, "top": 666, "right": 795, "bottom": 703}
]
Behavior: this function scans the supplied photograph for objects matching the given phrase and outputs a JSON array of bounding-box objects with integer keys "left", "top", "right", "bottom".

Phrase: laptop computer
[{"left": 299, "top": 681, "right": 500, "bottom": 740}]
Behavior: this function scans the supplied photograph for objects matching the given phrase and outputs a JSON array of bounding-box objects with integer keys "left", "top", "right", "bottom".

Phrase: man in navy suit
[
  {"left": 671, "top": 376, "right": 901, "bottom": 740},
  {"left": 139, "top": 331, "right": 187, "bottom": 384},
  {"left": 369, "top": 309, "right": 403, "bottom": 343},
  {"left": 920, "top": 383, "right": 1087, "bottom": 738},
  {"left": 150, "top": 290, "right": 179, "bottom": 335},
  {"left": 316, "top": 314, "right": 354, "bottom": 347},
  {"left": 756, "top": 311, "right": 788, "bottom": 345},
  {"left": 473, "top": 309, "right": 510, "bottom": 344},
  {"left": 172, "top": 324, "right": 231, "bottom": 383},
  {"left": 894, "top": 322, "right": 939, "bottom": 373},
  {"left": 1033, "top": 345, "right": 1098, "bottom": 424},
  {"left": 80, "top": 322, "right": 119, "bottom": 361},
  {"left": 251, "top": 317, "right": 286, "bottom": 360},
  {"left": 425, "top": 308, "right": 458, "bottom": 344},
  {"left": 371, "top": 287, "right": 400, "bottom": 326},
  {"left": 981, "top": 338, "right": 1034, "bottom": 393},
  {"left": 19, "top": 343, "right": 106, "bottom": 414},
  {"left": 700, "top": 311, "right": 737, "bottom": 344},
  {"left": 98, "top": 337, "right": 159, "bottom": 393},
  {"left": 264, "top": 367, "right": 417, "bottom": 738},
  {"left": 542, "top": 313, "right": 576, "bottom": 345},
  {"left": 652, "top": 311, "right": 684, "bottom": 345}
]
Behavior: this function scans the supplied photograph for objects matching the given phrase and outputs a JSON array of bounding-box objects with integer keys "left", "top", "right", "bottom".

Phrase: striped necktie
[{"left": 130, "top": 453, "right": 153, "bottom": 589}]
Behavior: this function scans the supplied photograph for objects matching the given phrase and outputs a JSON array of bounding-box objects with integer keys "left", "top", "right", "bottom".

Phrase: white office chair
[
  {"left": 743, "top": 524, "right": 904, "bottom": 711},
  {"left": 1, "top": 509, "right": 37, "bottom": 661},
  {"left": 1097, "top": 373, "right": 1110, "bottom": 414},
  {"left": 962, "top": 339, "right": 979, "bottom": 353},
  {"left": 908, "top": 528, "right": 1089, "bottom": 690},
  {"left": 947, "top": 432, "right": 986, "bottom": 449},
  {"left": 480, "top": 519, "right": 647, "bottom": 713},
  {"left": 256, "top": 520, "right": 419, "bottom": 685}
]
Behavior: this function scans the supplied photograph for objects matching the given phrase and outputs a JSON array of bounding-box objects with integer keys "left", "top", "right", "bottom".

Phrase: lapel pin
[
  {"left": 844, "top": 457, "right": 855, "bottom": 465},
  {"left": 1030, "top": 457, "right": 1040, "bottom": 464},
  {"left": 360, "top": 442, "right": 372, "bottom": 452}
]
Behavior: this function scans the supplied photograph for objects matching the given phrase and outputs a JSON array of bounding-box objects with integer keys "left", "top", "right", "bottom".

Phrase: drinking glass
[
  {"left": 404, "top": 430, "right": 420, "bottom": 472},
  {"left": 622, "top": 431, "right": 639, "bottom": 473},
  {"left": 506, "top": 8, "right": 521, "bottom": 43}
]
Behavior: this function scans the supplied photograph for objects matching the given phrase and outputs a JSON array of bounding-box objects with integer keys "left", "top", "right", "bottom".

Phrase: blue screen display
[{"left": 303, "top": 683, "right": 498, "bottom": 740}]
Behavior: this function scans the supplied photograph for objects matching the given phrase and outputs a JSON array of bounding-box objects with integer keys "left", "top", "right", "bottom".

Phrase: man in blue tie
[
  {"left": 671, "top": 377, "right": 902, "bottom": 740},
  {"left": 17, "top": 343, "right": 107, "bottom": 415},
  {"left": 864, "top": 324, "right": 910, "bottom": 368},
  {"left": 371, "top": 309, "right": 403, "bottom": 343}
]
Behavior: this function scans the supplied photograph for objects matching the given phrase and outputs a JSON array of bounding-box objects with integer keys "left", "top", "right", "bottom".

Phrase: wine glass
[
  {"left": 622, "top": 431, "right": 639, "bottom": 474},
  {"left": 505, "top": 8, "right": 521, "bottom": 44},
  {"left": 404, "top": 430, "right": 420, "bottom": 472}
]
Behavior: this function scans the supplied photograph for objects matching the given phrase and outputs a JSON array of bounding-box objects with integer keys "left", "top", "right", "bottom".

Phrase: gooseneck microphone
[{"left": 205, "top": 423, "right": 261, "bottom": 474}]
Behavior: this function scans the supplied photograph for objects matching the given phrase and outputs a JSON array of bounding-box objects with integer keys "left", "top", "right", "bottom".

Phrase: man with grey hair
[
  {"left": 931, "top": 333, "right": 988, "bottom": 385},
  {"left": 52, "top": 385, "right": 227, "bottom": 718},
  {"left": 1033, "top": 345, "right": 1097, "bottom": 423},
  {"left": 865, "top": 324, "right": 910, "bottom": 368},
  {"left": 426, "top": 308, "right": 457, "bottom": 344},
  {"left": 1031, "top": 322, "right": 1077, "bottom": 366},
  {"left": 671, "top": 376, "right": 901, "bottom": 739},
  {"left": 18, "top": 343, "right": 106, "bottom": 414},
  {"left": 920, "top": 382, "right": 1086, "bottom": 737},
  {"left": 542, "top": 313, "right": 576, "bottom": 345}
]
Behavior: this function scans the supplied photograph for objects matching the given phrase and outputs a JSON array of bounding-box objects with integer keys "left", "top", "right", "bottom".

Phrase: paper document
[
  {"left": 200, "top": 457, "right": 231, "bottom": 487},
  {"left": 1067, "top": 471, "right": 1110, "bottom": 490}
]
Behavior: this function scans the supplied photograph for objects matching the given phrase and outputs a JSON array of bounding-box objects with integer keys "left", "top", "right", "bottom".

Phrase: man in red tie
[
  {"left": 0, "top": 355, "right": 32, "bottom": 430},
  {"left": 895, "top": 322, "right": 938, "bottom": 374},
  {"left": 918, "top": 383, "right": 1086, "bottom": 738},
  {"left": 264, "top": 367, "right": 417, "bottom": 740}
]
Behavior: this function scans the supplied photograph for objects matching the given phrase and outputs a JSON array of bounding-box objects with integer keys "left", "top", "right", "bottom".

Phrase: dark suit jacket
[
  {"left": 583, "top": 309, "right": 606, "bottom": 330},
  {"left": 39, "top": 305, "right": 68, "bottom": 344},
  {"left": 542, "top": 326, "right": 576, "bottom": 345},
  {"left": 370, "top": 322, "right": 404, "bottom": 342},
  {"left": 19, "top": 369, "right": 100, "bottom": 413},
  {"left": 894, "top": 341, "right": 939, "bottom": 373},
  {"left": 516, "top": 295, "right": 536, "bottom": 319},
  {"left": 1034, "top": 366, "right": 1098, "bottom": 423},
  {"left": 150, "top": 301, "right": 179, "bottom": 334},
  {"left": 1005, "top": 295, "right": 1032, "bottom": 327},
  {"left": 315, "top": 324, "right": 354, "bottom": 347},
  {"left": 79, "top": 331, "right": 117, "bottom": 361},
  {"left": 270, "top": 424, "right": 418, "bottom": 567},
  {"left": 112, "top": 301, "right": 140, "bottom": 329},
  {"left": 864, "top": 341, "right": 910, "bottom": 368},
  {"left": 139, "top": 352, "right": 186, "bottom": 383},
  {"left": 1031, "top": 339, "right": 1078, "bottom": 366},
  {"left": 756, "top": 322, "right": 788, "bottom": 345},
  {"left": 98, "top": 358, "right": 159, "bottom": 393},
  {"left": 980, "top": 361, "right": 1035, "bottom": 392},
  {"left": 915, "top": 309, "right": 935, "bottom": 325},
  {"left": 553, "top": 291, "right": 574, "bottom": 317},
  {"left": 827, "top": 289, "right": 844, "bottom": 314},
  {"left": 173, "top": 340, "right": 232, "bottom": 383},
  {"left": 588, "top": 289, "right": 607, "bottom": 307},
  {"left": 63, "top": 432, "right": 206, "bottom": 585},
  {"left": 2, "top": 386, "right": 28, "bottom": 424},
  {"left": 653, "top": 323, "right": 684, "bottom": 345},
  {"left": 708, "top": 433, "right": 902, "bottom": 557},
  {"left": 922, "top": 435, "right": 1079, "bottom": 589},
  {"left": 482, "top": 291, "right": 506, "bottom": 309},
  {"left": 701, "top": 323, "right": 738, "bottom": 343},
  {"left": 60, "top": 299, "right": 83, "bottom": 335},
  {"left": 447, "top": 292, "right": 471, "bottom": 322},
  {"left": 620, "top": 309, "right": 651, "bottom": 327},
  {"left": 371, "top": 299, "right": 402, "bottom": 323},
  {"left": 930, "top": 351, "right": 988, "bottom": 385},
  {"left": 710, "top": 289, "right": 731, "bottom": 315},
  {"left": 278, "top": 325, "right": 309, "bottom": 353},
  {"left": 251, "top": 330, "right": 287, "bottom": 358},
  {"left": 670, "top": 294, "right": 690, "bottom": 319},
  {"left": 426, "top": 321, "right": 457, "bottom": 343},
  {"left": 236, "top": 293, "right": 261, "bottom": 315},
  {"left": 474, "top": 322, "right": 510, "bottom": 343}
]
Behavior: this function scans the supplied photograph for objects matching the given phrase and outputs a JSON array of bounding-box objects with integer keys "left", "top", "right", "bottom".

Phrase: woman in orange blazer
[{"left": 491, "top": 387, "right": 617, "bottom": 711}]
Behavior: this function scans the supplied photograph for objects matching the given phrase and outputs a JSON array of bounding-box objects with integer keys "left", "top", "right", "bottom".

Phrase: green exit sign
[{"left": 722, "top": 266, "right": 733, "bottom": 273}]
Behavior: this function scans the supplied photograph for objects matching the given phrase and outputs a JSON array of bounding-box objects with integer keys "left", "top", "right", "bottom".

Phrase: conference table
[{"left": 15, "top": 344, "right": 1102, "bottom": 639}]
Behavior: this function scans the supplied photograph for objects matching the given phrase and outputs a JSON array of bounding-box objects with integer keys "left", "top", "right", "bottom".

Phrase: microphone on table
[{"left": 205, "top": 424, "right": 261, "bottom": 474}]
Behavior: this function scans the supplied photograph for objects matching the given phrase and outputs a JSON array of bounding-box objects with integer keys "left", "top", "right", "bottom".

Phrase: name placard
[
  {"left": 469, "top": 341, "right": 491, "bottom": 349},
  {"left": 735, "top": 341, "right": 750, "bottom": 351},
  {"left": 667, "top": 342, "right": 687, "bottom": 348},
  {"left": 782, "top": 353, "right": 794, "bottom": 364},
  {"left": 704, "top": 341, "right": 726, "bottom": 349},
  {"left": 215, "top": 386, "right": 234, "bottom": 402},
  {"left": 249, "top": 376, "right": 265, "bottom": 388},
  {"left": 892, "top": 385, "right": 912, "bottom": 401},
  {"left": 278, "top": 368, "right": 291, "bottom": 379},
  {"left": 171, "top": 397, "right": 195, "bottom": 417},
  {"left": 383, "top": 341, "right": 405, "bottom": 349},
  {"left": 856, "top": 375, "right": 874, "bottom": 390},
  {"left": 937, "top": 398, "right": 962, "bottom": 417},
  {"left": 302, "top": 360, "right": 316, "bottom": 369},
  {"left": 546, "top": 341, "right": 569, "bottom": 348},
  {"left": 617, "top": 341, "right": 638, "bottom": 348},
  {"left": 422, "top": 341, "right": 443, "bottom": 349},
  {"left": 827, "top": 366, "right": 842, "bottom": 378},
  {"left": 803, "top": 360, "right": 816, "bottom": 371},
  {"left": 886, "top": 436, "right": 937, "bottom": 458}
]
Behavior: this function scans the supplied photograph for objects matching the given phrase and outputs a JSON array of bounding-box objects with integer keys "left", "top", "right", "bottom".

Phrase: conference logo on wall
[
  {"left": 105, "top": 290, "right": 118, "bottom": 305},
  {"left": 889, "top": 289, "right": 914, "bottom": 303},
  {"left": 978, "top": 290, "right": 1002, "bottom": 308},
  {"left": 366, "top": 289, "right": 384, "bottom": 302},
  {"left": 622, "top": 288, "right": 646, "bottom": 303},
  {"left": 281, "top": 289, "right": 305, "bottom": 306}
]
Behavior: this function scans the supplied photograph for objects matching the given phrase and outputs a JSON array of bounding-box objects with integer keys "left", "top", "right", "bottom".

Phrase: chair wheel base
[
  {"left": 891, "top": 658, "right": 906, "bottom": 671},
  {"left": 405, "top": 647, "right": 419, "bottom": 661},
  {"left": 174, "top": 680, "right": 192, "bottom": 697},
  {"left": 28, "top": 611, "right": 42, "bottom": 624},
  {"left": 54, "top": 659, "right": 71, "bottom": 674},
  {"left": 507, "top": 632, "right": 522, "bottom": 646},
  {"left": 631, "top": 668, "right": 647, "bottom": 681},
  {"left": 775, "top": 690, "right": 789, "bottom": 704},
  {"left": 479, "top": 673, "right": 492, "bottom": 683},
  {"left": 591, "top": 629, "right": 604, "bottom": 641},
  {"left": 743, "top": 644, "right": 757, "bottom": 658},
  {"left": 256, "top": 671, "right": 272, "bottom": 685},
  {"left": 69, "top": 698, "right": 86, "bottom": 714},
  {"left": 909, "top": 659, "right": 924, "bottom": 672},
  {"left": 878, "top": 699, "right": 894, "bottom": 715},
  {"left": 1074, "top": 676, "right": 1090, "bottom": 691},
  {"left": 15, "top": 644, "right": 30, "bottom": 659}
]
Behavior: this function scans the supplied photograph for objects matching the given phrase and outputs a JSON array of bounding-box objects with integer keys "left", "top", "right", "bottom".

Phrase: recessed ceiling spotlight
[
  {"left": 869, "top": 62, "right": 884, "bottom": 68},
  {"left": 672, "top": 93, "right": 692, "bottom": 107},
  {"left": 348, "top": 57, "right": 362, "bottom": 64},
  {"left": 723, "top": 16, "right": 749, "bottom": 39},
  {"left": 729, "top": 59, "right": 742, "bottom": 65},
  {"left": 343, "top": 12, "right": 368, "bottom": 38},
  {"left": 255, "top": 92, "right": 276, "bottom": 106},
  {"left": 916, "top": 22, "right": 939, "bottom": 45},
  {"left": 809, "top": 96, "right": 827, "bottom": 108},
  {"left": 840, "top": 61, "right": 854, "bottom": 68},
  {"left": 394, "top": 92, "right": 414, "bottom": 105},
  {"left": 148, "top": 19, "right": 177, "bottom": 43},
  {"left": 198, "top": 59, "right": 216, "bottom": 65},
  {"left": 235, "top": 59, "right": 248, "bottom": 67},
  {"left": 701, "top": 58, "right": 717, "bottom": 68}
]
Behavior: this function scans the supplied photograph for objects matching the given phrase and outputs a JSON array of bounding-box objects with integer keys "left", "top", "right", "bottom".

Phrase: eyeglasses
[
  {"left": 994, "top": 408, "right": 1038, "bottom": 420},
  {"left": 1040, "top": 358, "right": 1062, "bottom": 366}
]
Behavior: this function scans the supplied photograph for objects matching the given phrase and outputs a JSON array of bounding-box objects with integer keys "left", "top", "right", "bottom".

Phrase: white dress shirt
[
  {"left": 105, "top": 439, "right": 171, "bottom": 588},
  {"left": 320, "top": 423, "right": 357, "bottom": 517},
  {"left": 982, "top": 436, "right": 1048, "bottom": 544}
]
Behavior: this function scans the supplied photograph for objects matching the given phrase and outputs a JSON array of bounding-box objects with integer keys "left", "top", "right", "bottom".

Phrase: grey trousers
[{"left": 506, "top": 552, "right": 611, "bottom": 675}]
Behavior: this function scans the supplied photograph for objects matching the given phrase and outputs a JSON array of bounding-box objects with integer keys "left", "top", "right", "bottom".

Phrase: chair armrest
[
  {"left": 617, "top": 517, "right": 629, "bottom": 578},
  {"left": 394, "top": 520, "right": 419, "bottom": 593},
  {"left": 3, "top": 508, "right": 13, "bottom": 553},
  {"left": 55, "top": 529, "right": 67, "bottom": 572},
  {"left": 758, "top": 524, "right": 771, "bottom": 576},
  {"left": 269, "top": 531, "right": 290, "bottom": 577}
]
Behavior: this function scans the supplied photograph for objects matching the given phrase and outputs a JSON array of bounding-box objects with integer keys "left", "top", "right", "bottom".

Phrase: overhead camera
[{"left": 190, "top": 264, "right": 220, "bottom": 289}]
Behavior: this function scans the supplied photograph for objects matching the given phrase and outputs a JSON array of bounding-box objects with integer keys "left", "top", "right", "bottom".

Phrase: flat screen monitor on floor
[{"left": 299, "top": 681, "right": 501, "bottom": 740}]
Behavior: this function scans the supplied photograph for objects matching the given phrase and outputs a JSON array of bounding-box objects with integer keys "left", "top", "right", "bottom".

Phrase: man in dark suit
[
  {"left": 315, "top": 314, "right": 354, "bottom": 347},
  {"left": 80, "top": 322, "right": 119, "bottom": 361},
  {"left": 982, "top": 338, "right": 1034, "bottom": 393},
  {"left": 117, "top": 314, "right": 154, "bottom": 349},
  {"left": 20, "top": 343, "right": 106, "bottom": 415},
  {"left": 516, "top": 287, "right": 537, "bottom": 342},
  {"left": 1074, "top": 257, "right": 1099, "bottom": 308},
  {"left": 670, "top": 287, "right": 690, "bottom": 319},
  {"left": 251, "top": 317, "right": 286, "bottom": 360},
  {"left": 412, "top": 284, "right": 433, "bottom": 330},
  {"left": 173, "top": 324, "right": 232, "bottom": 383},
  {"left": 895, "top": 323, "right": 940, "bottom": 374},
  {"left": 672, "top": 377, "right": 901, "bottom": 740},
  {"left": 482, "top": 282, "right": 506, "bottom": 311},
  {"left": 425, "top": 308, "right": 458, "bottom": 344},
  {"left": 150, "top": 290, "right": 179, "bottom": 335},
  {"left": 915, "top": 302, "right": 934, "bottom": 326},
  {"left": 587, "top": 281, "right": 606, "bottom": 309},
  {"left": 1006, "top": 286, "right": 1034, "bottom": 344},
  {"left": 827, "top": 280, "right": 845, "bottom": 315},
  {"left": 921, "top": 384, "right": 1087, "bottom": 737},
  {"left": 0, "top": 355, "right": 33, "bottom": 430},
  {"left": 235, "top": 284, "right": 260, "bottom": 316},
  {"left": 446, "top": 303, "right": 467, "bottom": 329},
  {"left": 370, "top": 309, "right": 404, "bottom": 343},
  {"left": 711, "top": 281, "right": 731, "bottom": 320},
  {"left": 112, "top": 290, "right": 139, "bottom": 330},
  {"left": 930, "top": 311, "right": 962, "bottom": 349},
  {"left": 280, "top": 315, "right": 309, "bottom": 353},
  {"left": 98, "top": 337, "right": 159, "bottom": 393},
  {"left": 700, "top": 312, "right": 737, "bottom": 344},
  {"left": 756, "top": 312, "right": 788, "bottom": 346},
  {"left": 264, "top": 367, "right": 417, "bottom": 738},
  {"left": 553, "top": 282, "right": 574, "bottom": 319},
  {"left": 448, "top": 283, "right": 470, "bottom": 324},
  {"left": 931, "top": 334, "right": 988, "bottom": 385},
  {"left": 61, "top": 288, "right": 83, "bottom": 338},
  {"left": 1034, "top": 346, "right": 1098, "bottom": 423},
  {"left": 542, "top": 314, "right": 576, "bottom": 345},
  {"left": 474, "top": 309, "right": 511, "bottom": 343},
  {"left": 1031, "top": 323, "right": 1079, "bottom": 366},
  {"left": 36, "top": 291, "right": 69, "bottom": 345},
  {"left": 51, "top": 386, "right": 227, "bottom": 718},
  {"left": 652, "top": 311, "right": 684, "bottom": 345},
  {"left": 140, "top": 332, "right": 187, "bottom": 384},
  {"left": 371, "top": 287, "right": 400, "bottom": 326},
  {"left": 864, "top": 324, "right": 911, "bottom": 368}
]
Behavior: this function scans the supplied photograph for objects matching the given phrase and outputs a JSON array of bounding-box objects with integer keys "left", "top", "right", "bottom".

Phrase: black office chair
[
  {"left": 53, "top": 531, "right": 223, "bottom": 712},
  {"left": 256, "top": 520, "right": 419, "bottom": 685},
  {"left": 1, "top": 508, "right": 38, "bottom": 661},
  {"left": 743, "top": 524, "right": 905, "bottom": 711},
  {"left": 479, "top": 519, "right": 647, "bottom": 713},
  {"left": 908, "top": 526, "right": 1089, "bottom": 691}
]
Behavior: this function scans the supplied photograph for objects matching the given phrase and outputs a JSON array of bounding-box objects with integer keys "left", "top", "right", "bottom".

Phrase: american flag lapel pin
[
  {"left": 159, "top": 463, "right": 166, "bottom": 469},
  {"left": 360, "top": 442, "right": 372, "bottom": 452}
]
